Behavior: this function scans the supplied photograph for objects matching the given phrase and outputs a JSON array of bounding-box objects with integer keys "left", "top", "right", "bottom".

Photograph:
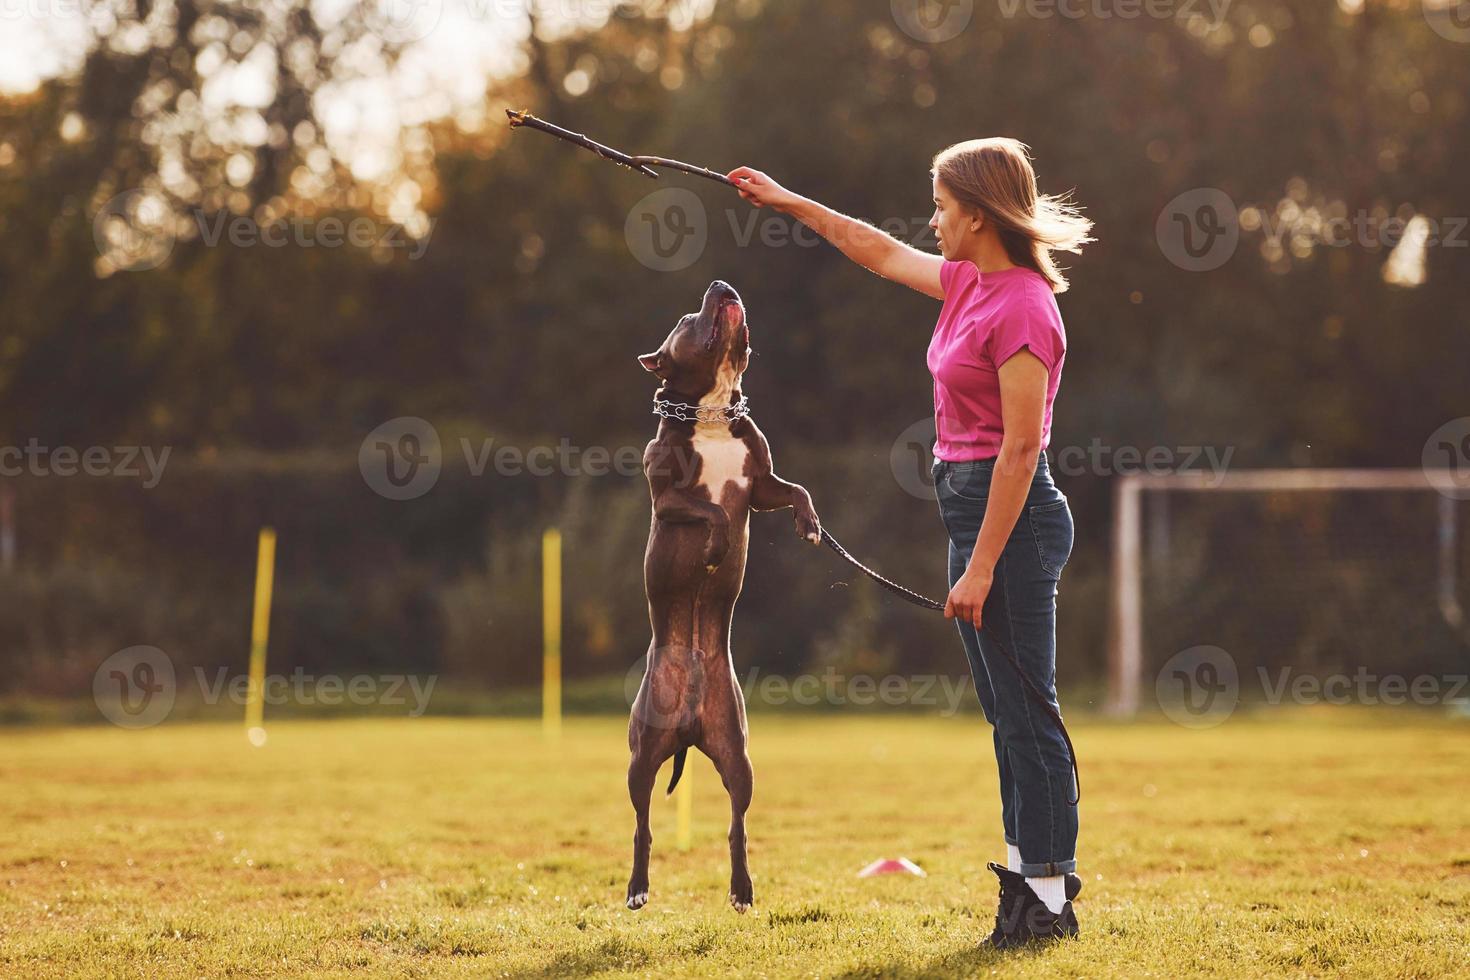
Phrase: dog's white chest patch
[{"left": 692, "top": 428, "right": 750, "bottom": 501}]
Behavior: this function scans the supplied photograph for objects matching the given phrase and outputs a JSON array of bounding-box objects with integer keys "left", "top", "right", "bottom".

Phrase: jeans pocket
[
  {"left": 1028, "top": 498, "right": 1074, "bottom": 578},
  {"left": 943, "top": 466, "right": 989, "bottom": 503}
]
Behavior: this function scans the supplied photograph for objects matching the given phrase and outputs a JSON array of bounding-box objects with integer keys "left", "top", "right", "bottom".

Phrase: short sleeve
[
  {"left": 939, "top": 259, "right": 975, "bottom": 297},
  {"left": 988, "top": 286, "right": 1065, "bottom": 374}
]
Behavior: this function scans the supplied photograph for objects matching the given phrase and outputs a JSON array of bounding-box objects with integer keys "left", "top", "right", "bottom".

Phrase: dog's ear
[{"left": 637, "top": 351, "right": 664, "bottom": 374}]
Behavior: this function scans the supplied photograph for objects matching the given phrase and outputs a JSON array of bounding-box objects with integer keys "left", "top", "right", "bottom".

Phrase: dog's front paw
[{"left": 795, "top": 508, "right": 821, "bottom": 546}]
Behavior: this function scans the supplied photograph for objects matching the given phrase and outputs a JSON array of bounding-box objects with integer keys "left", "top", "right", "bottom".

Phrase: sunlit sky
[{"left": 0, "top": 0, "right": 712, "bottom": 179}]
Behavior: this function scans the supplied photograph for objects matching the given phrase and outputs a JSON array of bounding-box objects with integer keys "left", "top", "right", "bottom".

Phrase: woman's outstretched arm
[{"left": 727, "top": 167, "right": 944, "bottom": 301}]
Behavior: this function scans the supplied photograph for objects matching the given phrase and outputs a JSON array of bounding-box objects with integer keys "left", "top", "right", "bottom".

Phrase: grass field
[{"left": 1, "top": 708, "right": 1467, "bottom": 978}]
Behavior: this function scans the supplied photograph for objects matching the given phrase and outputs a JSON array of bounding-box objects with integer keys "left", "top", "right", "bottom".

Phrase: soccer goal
[{"left": 1106, "top": 469, "right": 1469, "bottom": 716}]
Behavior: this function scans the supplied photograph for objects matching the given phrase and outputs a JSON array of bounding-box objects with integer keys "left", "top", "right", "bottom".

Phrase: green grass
[{"left": 1, "top": 708, "right": 1467, "bottom": 977}]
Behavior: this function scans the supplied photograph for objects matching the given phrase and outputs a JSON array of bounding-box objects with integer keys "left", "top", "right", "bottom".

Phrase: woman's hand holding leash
[{"left": 945, "top": 564, "right": 993, "bottom": 629}]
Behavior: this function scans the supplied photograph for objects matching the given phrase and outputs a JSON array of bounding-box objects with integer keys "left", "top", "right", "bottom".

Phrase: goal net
[{"left": 1107, "top": 470, "right": 1470, "bottom": 716}]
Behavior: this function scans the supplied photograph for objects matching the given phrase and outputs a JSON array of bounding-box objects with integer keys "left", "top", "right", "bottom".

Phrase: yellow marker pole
[
  {"left": 542, "top": 528, "right": 562, "bottom": 741},
  {"left": 246, "top": 527, "right": 276, "bottom": 747},
  {"left": 676, "top": 759, "right": 693, "bottom": 851}
]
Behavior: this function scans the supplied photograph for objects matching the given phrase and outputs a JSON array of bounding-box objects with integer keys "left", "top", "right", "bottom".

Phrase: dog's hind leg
[
  {"left": 626, "top": 723, "right": 680, "bottom": 911},
  {"left": 624, "top": 736, "right": 665, "bottom": 911},
  {"left": 704, "top": 733, "right": 754, "bottom": 912},
  {"left": 625, "top": 741, "right": 658, "bottom": 910}
]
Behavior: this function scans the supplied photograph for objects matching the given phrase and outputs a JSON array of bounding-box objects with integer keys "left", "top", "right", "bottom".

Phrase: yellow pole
[
  {"left": 542, "top": 528, "right": 561, "bottom": 741},
  {"left": 676, "top": 758, "right": 693, "bottom": 851},
  {"left": 246, "top": 527, "right": 276, "bottom": 747}
]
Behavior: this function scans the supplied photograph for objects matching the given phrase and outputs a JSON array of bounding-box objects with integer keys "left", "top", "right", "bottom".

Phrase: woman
[{"left": 727, "top": 139, "right": 1092, "bottom": 948}]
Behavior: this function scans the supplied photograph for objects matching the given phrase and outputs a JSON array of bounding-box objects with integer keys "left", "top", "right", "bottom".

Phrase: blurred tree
[{"left": 1, "top": 0, "right": 1467, "bottom": 685}]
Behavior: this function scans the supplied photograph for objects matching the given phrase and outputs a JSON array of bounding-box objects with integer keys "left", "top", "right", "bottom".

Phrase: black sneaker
[{"left": 986, "top": 862, "right": 1082, "bottom": 949}]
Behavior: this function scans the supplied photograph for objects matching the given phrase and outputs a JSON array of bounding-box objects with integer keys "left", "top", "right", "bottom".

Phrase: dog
[{"left": 625, "top": 280, "right": 820, "bottom": 913}]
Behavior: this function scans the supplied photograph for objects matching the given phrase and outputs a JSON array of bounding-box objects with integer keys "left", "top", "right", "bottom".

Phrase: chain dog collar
[{"left": 652, "top": 395, "right": 750, "bottom": 424}]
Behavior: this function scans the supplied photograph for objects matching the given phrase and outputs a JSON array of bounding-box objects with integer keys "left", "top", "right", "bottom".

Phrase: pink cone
[{"left": 857, "top": 857, "right": 927, "bottom": 878}]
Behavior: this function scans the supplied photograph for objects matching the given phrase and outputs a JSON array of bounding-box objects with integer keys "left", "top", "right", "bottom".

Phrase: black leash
[{"left": 818, "top": 527, "right": 1080, "bottom": 806}]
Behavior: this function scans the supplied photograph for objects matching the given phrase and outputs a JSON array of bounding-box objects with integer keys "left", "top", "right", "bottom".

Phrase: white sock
[
  {"left": 1027, "top": 874, "right": 1067, "bottom": 915},
  {"left": 1006, "top": 843, "right": 1022, "bottom": 873}
]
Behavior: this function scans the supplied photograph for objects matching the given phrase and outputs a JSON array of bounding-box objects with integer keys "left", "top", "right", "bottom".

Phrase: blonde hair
[{"left": 931, "top": 138, "right": 1093, "bottom": 293}]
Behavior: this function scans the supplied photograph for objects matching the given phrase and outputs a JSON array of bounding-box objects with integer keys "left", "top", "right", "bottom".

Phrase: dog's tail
[{"left": 665, "top": 747, "right": 688, "bottom": 796}]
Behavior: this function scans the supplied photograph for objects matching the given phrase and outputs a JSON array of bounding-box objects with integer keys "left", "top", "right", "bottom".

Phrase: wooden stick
[{"left": 506, "top": 109, "right": 734, "bottom": 186}]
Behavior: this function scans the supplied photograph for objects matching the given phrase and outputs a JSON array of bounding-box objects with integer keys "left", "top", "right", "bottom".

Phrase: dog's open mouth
[{"left": 705, "top": 298, "right": 744, "bottom": 351}]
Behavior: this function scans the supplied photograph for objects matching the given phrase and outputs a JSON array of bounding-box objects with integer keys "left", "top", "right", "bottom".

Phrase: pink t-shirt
[{"left": 926, "top": 261, "right": 1066, "bottom": 462}]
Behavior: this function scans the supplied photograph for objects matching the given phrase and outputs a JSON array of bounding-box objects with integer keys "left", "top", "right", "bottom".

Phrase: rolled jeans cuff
[{"left": 1019, "top": 858, "right": 1077, "bottom": 877}]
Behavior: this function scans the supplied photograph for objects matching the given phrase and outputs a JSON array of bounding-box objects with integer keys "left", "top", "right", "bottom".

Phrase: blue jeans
[{"left": 933, "top": 452, "right": 1078, "bottom": 877}]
